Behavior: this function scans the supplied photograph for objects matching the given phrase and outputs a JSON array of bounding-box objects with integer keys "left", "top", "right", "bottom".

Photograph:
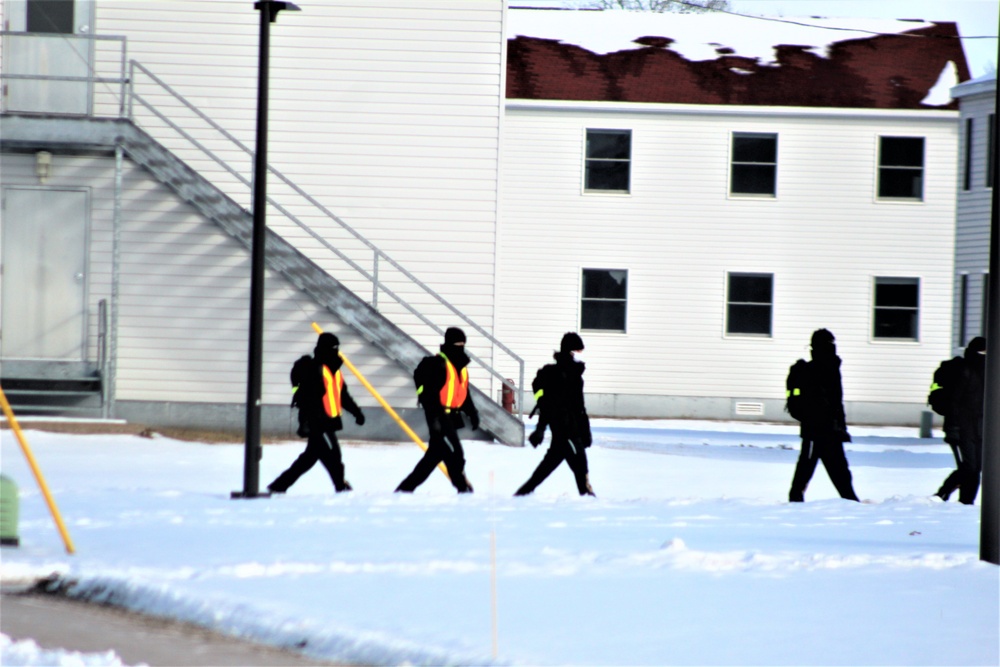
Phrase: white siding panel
[
  {"left": 95, "top": 1, "right": 505, "bottom": 392},
  {"left": 498, "top": 106, "right": 958, "bottom": 412},
  {"left": 0, "top": 153, "right": 412, "bottom": 408},
  {"left": 955, "top": 88, "right": 995, "bottom": 348}
]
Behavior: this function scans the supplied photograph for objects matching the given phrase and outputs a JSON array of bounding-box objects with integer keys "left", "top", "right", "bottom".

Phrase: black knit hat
[
  {"left": 316, "top": 332, "right": 340, "bottom": 351},
  {"left": 560, "top": 332, "right": 585, "bottom": 353},
  {"left": 444, "top": 327, "right": 466, "bottom": 346},
  {"left": 967, "top": 336, "right": 986, "bottom": 355},
  {"left": 811, "top": 328, "right": 835, "bottom": 348}
]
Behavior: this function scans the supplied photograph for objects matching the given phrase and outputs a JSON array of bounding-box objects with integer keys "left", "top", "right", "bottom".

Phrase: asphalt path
[{"left": 1, "top": 590, "right": 345, "bottom": 666}]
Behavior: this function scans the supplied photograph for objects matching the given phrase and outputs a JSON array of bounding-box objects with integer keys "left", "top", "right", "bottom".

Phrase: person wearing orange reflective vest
[
  {"left": 268, "top": 332, "right": 365, "bottom": 494},
  {"left": 395, "top": 327, "right": 479, "bottom": 493}
]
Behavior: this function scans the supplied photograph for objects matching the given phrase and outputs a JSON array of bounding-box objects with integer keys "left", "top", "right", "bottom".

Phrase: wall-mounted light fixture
[{"left": 35, "top": 151, "right": 52, "bottom": 184}]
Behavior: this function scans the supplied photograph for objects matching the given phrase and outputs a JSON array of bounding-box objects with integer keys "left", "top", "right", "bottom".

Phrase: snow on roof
[
  {"left": 506, "top": 8, "right": 972, "bottom": 110},
  {"left": 507, "top": 9, "right": 937, "bottom": 65},
  {"left": 921, "top": 61, "right": 961, "bottom": 106}
]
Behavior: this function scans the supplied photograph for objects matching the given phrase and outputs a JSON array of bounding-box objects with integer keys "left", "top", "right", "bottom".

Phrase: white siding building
[
  {"left": 0, "top": 3, "right": 975, "bottom": 433},
  {"left": 495, "top": 9, "right": 970, "bottom": 425},
  {"left": 952, "top": 73, "right": 996, "bottom": 352},
  {"left": 1, "top": 0, "right": 523, "bottom": 443}
]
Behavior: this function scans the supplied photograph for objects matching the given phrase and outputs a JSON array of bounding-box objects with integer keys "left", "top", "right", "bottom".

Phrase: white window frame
[
  {"left": 871, "top": 276, "right": 921, "bottom": 343},
  {"left": 580, "top": 267, "right": 629, "bottom": 333},
  {"left": 583, "top": 128, "right": 632, "bottom": 195},
  {"left": 876, "top": 135, "right": 925, "bottom": 203},
  {"left": 728, "top": 131, "right": 778, "bottom": 199},
  {"left": 724, "top": 271, "right": 774, "bottom": 338}
]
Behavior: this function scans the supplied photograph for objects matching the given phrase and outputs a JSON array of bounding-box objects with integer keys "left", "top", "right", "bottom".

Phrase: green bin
[{"left": 0, "top": 474, "right": 19, "bottom": 547}]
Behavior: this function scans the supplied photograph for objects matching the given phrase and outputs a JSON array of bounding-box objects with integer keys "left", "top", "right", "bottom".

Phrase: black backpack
[
  {"left": 928, "top": 356, "right": 964, "bottom": 417},
  {"left": 785, "top": 359, "right": 812, "bottom": 422},
  {"left": 290, "top": 355, "right": 316, "bottom": 437}
]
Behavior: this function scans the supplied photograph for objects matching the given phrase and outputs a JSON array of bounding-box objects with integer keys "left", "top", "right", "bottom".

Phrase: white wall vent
[{"left": 734, "top": 401, "right": 765, "bottom": 416}]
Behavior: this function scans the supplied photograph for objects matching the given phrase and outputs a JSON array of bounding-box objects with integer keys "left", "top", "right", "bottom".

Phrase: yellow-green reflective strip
[
  {"left": 416, "top": 385, "right": 424, "bottom": 396},
  {"left": 292, "top": 386, "right": 299, "bottom": 394},
  {"left": 534, "top": 389, "right": 544, "bottom": 401},
  {"left": 930, "top": 383, "right": 942, "bottom": 392},
  {"left": 785, "top": 388, "right": 801, "bottom": 398}
]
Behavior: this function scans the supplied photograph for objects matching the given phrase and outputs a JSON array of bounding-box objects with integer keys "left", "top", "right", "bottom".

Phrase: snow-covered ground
[{"left": 1, "top": 419, "right": 997, "bottom": 666}]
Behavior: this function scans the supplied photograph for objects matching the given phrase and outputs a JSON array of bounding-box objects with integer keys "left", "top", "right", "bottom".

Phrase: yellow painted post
[
  {"left": 310, "top": 323, "right": 449, "bottom": 480},
  {"left": 0, "top": 386, "right": 76, "bottom": 555}
]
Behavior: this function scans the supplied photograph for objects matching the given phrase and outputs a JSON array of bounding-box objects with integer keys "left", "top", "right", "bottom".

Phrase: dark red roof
[{"left": 506, "top": 22, "right": 970, "bottom": 110}]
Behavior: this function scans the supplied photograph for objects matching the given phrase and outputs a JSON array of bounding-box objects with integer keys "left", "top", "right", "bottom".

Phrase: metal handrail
[
  {"left": 97, "top": 299, "right": 110, "bottom": 419},
  {"left": 0, "top": 32, "right": 129, "bottom": 116},
  {"left": 126, "top": 60, "right": 525, "bottom": 416}
]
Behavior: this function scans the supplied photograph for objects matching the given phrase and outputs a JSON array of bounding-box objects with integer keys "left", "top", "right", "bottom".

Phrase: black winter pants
[
  {"left": 515, "top": 431, "right": 593, "bottom": 496},
  {"left": 396, "top": 410, "right": 472, "bottom": 493},
  {"left": 268, "top": 429, "right": 350, "bottom": 493},
  {"left": 789, "top": 436, "right": 858, "bottom": 502},
  {"left": 937, "top": 435, "right": 982, "bottom": 504}
]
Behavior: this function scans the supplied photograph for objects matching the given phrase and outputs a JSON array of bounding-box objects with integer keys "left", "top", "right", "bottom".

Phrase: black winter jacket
[
  {"left": 799, "top": 352, "right": 850, "bottom": 442},
  {"left": 533, "top": 351, "right": 592, "bottom": 446}
]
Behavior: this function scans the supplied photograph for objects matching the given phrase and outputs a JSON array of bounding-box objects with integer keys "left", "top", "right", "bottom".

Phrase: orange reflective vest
[
  {"left": 438, "top": 352, "right": 468, "bottom": 411},
  {"left": 321, "top": 365, "right": 344, "bottom": 418}
]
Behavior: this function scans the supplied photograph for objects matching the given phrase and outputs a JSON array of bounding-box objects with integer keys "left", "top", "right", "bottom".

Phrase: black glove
[
  {"left": 354, "top": 411, "right": 366, "bottom": 426},
  {"left": 469, "top": 412, "right": 480, "bottom": 431},
  {"left": 528, "top": 429, "right": 543, "bottom": 447}
]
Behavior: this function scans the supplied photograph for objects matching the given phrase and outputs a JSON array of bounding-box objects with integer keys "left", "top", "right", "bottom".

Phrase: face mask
[{"left": 572, "top": 351, "right": 585, "bottom": 362}]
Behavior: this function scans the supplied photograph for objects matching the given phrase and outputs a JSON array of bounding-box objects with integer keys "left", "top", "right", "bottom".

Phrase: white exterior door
[
  {"left": 1, "top": 187, "right": 89, "bottom": 360},
  {"left": 1, "top": 0, "right": 95, "bottom": 114}
]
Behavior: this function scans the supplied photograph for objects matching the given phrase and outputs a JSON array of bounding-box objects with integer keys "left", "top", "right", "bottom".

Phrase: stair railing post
[{"left": 372, "top": 249, "right": 379, "bottom": 310}]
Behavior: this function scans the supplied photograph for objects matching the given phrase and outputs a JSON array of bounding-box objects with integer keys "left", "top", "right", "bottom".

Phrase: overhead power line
[{"left": 670, "top": 0, "right": 998, "bottom": 39}]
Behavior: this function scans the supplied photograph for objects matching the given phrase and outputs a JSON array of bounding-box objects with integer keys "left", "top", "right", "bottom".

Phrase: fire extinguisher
[{"left": 501, "top": 379, "right": 515, "bottom": 414}]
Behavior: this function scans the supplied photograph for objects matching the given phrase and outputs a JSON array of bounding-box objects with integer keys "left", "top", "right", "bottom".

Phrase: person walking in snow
[
  {"left": 515, "top": 332, "right": 595, "bottom": 497},
  {"left": 786, "top": 328, "right": 859, "bottom": 502},
  {"left": 395, "top": 327, "right": 478, "bottom": 493},
  {"left": 934, "top": 336, "right": 986, "bottom": 504},
  {"left": 268, "top": 332, "right": 365, "bottom": 494}
]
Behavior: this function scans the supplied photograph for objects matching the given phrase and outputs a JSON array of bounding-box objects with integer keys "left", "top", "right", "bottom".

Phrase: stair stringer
[{"left": 0, "top": 114, "right": 523, "bottom": 446}]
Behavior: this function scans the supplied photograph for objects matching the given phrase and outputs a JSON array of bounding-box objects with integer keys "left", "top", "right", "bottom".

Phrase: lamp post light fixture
[{"left": 233, "top": 0, "right": 300, "bottom": 499}]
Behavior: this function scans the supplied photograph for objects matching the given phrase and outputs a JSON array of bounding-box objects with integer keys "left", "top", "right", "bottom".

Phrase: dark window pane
[
  {"left": 731, "top": 164, "right": 776, "bottom": 195},
  {"left": 582, "top": 300, "right": 627, "bottom": 331},
  {"left": 28, "top": 0, "right": 74, "bottom": 33},
  {"left": 880, "top": 137, "right": 924, "bottom": 167},
  {"left": 733, "top": 134, "right": 776, "bottom": 163},
  {"left": 964, "top": 119, "right": 972, "bottom": 191},
  {"left": 727, "top": 304, "right": 772, "bottom": 335},
  {"left": 583, "top": 270, "right": 627, "bottom": 299},
  {"left": 729, "top": 274, "right": 772, "bottom": 303},
  {"left": 988, "top": 115, "right": 995, "bottom": 188},
  {"left": 874, "top": 310, "right": 918, "bottom": 339},
  {"left": 874, "top": 278, "right": 919, "bottom": 339},
  {"left": 878, "top": 168, "right": 922, "bottom": 198},
  {"left": 586, "top": 130, "right": 631, "bottom": 160},
  {"left": 586, "top": 161, "right": 630, "bottom": 191},
  {"left": 875, "top": 280, "right": 918, "bottom": 307}
]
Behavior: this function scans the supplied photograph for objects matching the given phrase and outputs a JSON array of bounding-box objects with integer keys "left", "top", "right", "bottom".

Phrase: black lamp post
[
  {"left": 981, "top": 63, "right": 999, "bottom": 564},
  {"left": 233, "top": 0, "right": 300, "bottom": 499}
]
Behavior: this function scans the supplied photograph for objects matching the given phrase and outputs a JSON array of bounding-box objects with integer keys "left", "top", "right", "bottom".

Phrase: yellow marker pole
[
  {"left": 0, "top": 386, "right": 76, "bottom": 554},
  {"left": 311, "top": 322, "right": 449, "bottom": 480}
]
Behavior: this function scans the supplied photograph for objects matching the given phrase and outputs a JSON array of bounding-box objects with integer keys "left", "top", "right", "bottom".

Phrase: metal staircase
[{"left": 0, "top": 54, "right": 525, "bottom": 446}]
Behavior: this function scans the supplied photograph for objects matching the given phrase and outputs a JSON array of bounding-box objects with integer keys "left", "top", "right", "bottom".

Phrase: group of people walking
[
  {"left": 266, "top": 326, "right": 987, "bottom": 505},
  {"left": 783, "top": 329, "right": 986, "bottom": 505},
  {"left": 267, "top": 328, "right": 595, "bottom": 498}
]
